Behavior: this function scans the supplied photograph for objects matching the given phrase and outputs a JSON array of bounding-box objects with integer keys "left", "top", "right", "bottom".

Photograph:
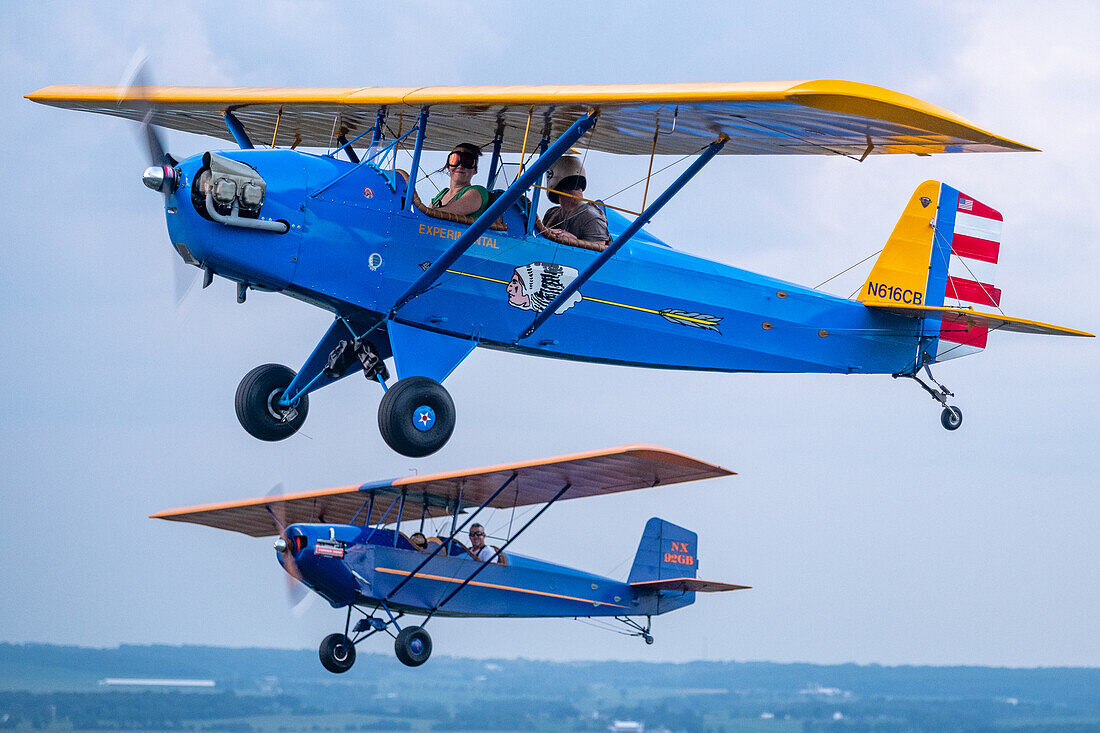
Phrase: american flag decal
[{"left": 938, "top": 189, "right": 1003, "bottom": 361}]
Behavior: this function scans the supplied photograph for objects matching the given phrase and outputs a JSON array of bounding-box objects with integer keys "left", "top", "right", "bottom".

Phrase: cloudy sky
[{"left": 2, "top": 1, "right": 1097, "bottom": 668}]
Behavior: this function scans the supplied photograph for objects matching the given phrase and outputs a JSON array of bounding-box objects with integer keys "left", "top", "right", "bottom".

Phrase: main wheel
[
  {"left": 235, "top": 364, "right": 309, "bottom": 441},
  {"left": 940, "top": 405, "right": 963, "bottom": 431},
  {"left": 394, "top": 626, "right": 432, "bottom": 667},
  {"left": 318, "top": 633, "right": 356, "bottom": 674},
  {"left": 377, "top": 377, "right": 455, "bottom": 457}
]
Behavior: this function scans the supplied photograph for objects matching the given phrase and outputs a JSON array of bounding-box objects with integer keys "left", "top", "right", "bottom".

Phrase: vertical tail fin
[
  {"left": 858, "top": 181, "right": 1004, "bottom": 362},
  {"left": 627, "top": 517, "right": 698, "bottom": 584}
]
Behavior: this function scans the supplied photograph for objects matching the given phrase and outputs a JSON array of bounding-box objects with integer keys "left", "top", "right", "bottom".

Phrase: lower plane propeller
[{"left": 265, "top": 483, "right": 312, "bottom": 614}]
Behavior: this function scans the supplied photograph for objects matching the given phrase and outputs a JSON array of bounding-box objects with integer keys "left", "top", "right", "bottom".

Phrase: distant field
[{"left": 1, "top": 644, "right": 1098, "bottom": 732}]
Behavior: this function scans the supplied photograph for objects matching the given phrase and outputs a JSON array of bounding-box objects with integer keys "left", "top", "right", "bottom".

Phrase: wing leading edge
[
  {"left": 27, "top": 79, "right": 1034, "bottom": 156},
  {"left": 151, "top": 444, "right": 734, "bottom": 537}
]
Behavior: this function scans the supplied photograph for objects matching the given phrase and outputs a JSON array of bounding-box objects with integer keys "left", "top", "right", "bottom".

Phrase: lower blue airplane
[{"left": 153, "top": 445, "right": 748, "bottom": 670}]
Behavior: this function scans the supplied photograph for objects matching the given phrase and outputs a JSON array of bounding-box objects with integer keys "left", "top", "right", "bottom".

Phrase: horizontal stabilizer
[
  {"left": 866, "top": 303, "right": 1093, "bottom": 337},
  {"left": 630, "top": 577, "right": 750, "bottom": 593}
]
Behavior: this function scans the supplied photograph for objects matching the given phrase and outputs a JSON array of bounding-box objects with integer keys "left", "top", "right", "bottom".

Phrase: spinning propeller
[
  {"left": 118, "top": 52, "right": 196, "bottom": 305},
  {"left": 265, "top": 483, "right": 313, "bottom": 614}
]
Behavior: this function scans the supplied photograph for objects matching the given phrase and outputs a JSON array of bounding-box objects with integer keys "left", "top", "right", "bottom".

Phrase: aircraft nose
[
  {"left": 273, "top": 537, "right": 288, "bottom": 552},
  {"left": 142, "top": 164, "right": 178, "bottom": 193}
]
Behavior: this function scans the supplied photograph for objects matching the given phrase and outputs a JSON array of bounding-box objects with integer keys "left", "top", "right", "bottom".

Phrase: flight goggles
[{"left": 447, "top": 150, "right": 478, "bottom": 169}]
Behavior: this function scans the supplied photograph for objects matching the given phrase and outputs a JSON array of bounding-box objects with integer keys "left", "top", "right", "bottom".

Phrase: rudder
[{"left": 859, "top": 181, "right": 1004, "bottom": 362}]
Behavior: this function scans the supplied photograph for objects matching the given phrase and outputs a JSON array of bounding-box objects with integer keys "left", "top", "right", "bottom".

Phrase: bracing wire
[{"left": 815, "top": 248, "right": 883, "bottom": 292}]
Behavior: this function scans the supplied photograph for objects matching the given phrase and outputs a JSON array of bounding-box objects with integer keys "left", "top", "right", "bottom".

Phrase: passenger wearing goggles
[{"left": 430, "top": 143, "right": 490, "bottom": 217}]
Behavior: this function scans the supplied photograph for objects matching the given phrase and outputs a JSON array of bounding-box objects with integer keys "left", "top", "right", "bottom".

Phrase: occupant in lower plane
[
  {"left": 467, "top": 523, "right": 495, "bottom": 562},
  {"left": 542, "top": 155, "right": 611, "bottom": 250},
  {"left": 431, "top": 143, "right": 490, "bottom": 217},
  {"left": 409, "top": 532, "right": 428, "bottom": 551}
]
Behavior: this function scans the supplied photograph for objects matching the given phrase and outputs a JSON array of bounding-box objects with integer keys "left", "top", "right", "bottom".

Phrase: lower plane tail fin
[
  {"left": 627, "top": 518, "right": 748, "bottom": 594},
  {"left": 627, "top": 517, "right": 699, "bottom": 584}
]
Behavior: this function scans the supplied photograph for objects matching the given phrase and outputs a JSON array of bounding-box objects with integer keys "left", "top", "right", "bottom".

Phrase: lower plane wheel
[
  {"left": 940, "top": 405, "right": 963, "bottom": 431},
  {"left": 377, "top": 377, "right": 455, "bottom": 457},
  {"left": 643, "top": 634, "right": 654, "bottom": 646},
  {"left": 318, "top": 633, "right": 356, "bottom": 674},
  {"left": 394, "top": 626, "right": 432, "bottom": 667},
  {"left": 235, "top": 364, "right": 309, "bottom": 441}
]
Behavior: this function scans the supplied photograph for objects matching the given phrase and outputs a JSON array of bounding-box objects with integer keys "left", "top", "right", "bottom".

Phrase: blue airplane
[
  {"left": 27, "top": 77, "right": 1091, "bottom": 456},
  {"left": 152, "top": 445, "right": 747, "bottom": 670}
]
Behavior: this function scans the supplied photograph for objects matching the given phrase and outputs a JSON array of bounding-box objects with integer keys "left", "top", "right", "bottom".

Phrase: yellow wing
[{"left": 26, "top": 80, "right": 1034, "bottom": 156}]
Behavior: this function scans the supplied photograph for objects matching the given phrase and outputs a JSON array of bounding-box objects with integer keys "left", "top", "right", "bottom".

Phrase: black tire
[
  {"left": 318, "top": 633, "right": 356, "bottom": 674},
  {"left": 940, "top": 405, "right": 963, "bottom": 431},
  {"left": 394, "top": 626, "right": 432, "bottom": 667},
  {"left": 235, "top": 364, "right": 308, "bottom": 441},
  {"left": 377, "top": 377, "right": 455, "bottom": 457}
]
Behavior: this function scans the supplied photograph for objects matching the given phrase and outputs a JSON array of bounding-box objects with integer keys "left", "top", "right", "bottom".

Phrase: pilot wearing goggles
[{"left": 431, "top": 143, "right": 490, "bottom": 217}]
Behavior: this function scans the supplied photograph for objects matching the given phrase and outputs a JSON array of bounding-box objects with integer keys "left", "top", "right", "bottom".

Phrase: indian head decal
[
  {"left": 507, "top": 262, "right": 583, "bottom": 315},
  {"left": 442, "top": 262, "right": 724, "bottom": 334}
]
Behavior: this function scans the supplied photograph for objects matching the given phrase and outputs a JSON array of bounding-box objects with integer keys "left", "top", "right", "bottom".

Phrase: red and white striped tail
[{"left": 937, "top": 192, "right": 1003, "bottom": 361}]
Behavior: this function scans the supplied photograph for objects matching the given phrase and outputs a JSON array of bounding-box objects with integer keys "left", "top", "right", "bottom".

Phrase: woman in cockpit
[{"left": 431, "top": 143, "right": 490, "bottom": 218}]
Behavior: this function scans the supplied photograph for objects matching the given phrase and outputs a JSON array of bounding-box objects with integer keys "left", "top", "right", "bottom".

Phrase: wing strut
[
  {"left": 518, "top": 133, "right": 729, "bottom": 341},
  {"left": 390, "top": 110, "right": 599, "bottom": 316},
  {"left": 421, "top": 481, "right": 572, "bottom": 625},
  {"left": 382, "top": 472, "right": 518, "bottom": 602},
  {"left": 223, "top": 109, "right": 254, "bottom": 149}
]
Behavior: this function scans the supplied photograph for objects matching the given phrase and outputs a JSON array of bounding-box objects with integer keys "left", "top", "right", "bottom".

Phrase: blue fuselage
[
  {"left": 166, "top": 148, "right": 923, "bottom": 375},
  {"left": 282, "top": 523, "right": 690, "bottom": 618}
]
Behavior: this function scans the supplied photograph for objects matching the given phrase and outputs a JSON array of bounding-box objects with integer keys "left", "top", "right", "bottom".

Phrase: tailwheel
[
  {"left": 940, "top": 406, "right": 963, "bottom": 431},
  {"left": 896, "top": 363, "right": 963, "bottom": 433},
  {"left": 394, "top": 625, "right": 432, "bottom": 667},
  {"left": 377, "top": 377, "right": 455, "bottom": 457},
  {"left": 318, "top": 633, "right": 356, "bottom": 674},
  {"left": 235, "top": 364, "right": 308, "bottom": 441}
]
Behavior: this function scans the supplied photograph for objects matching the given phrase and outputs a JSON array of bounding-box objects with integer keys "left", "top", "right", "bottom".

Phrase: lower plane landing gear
[
  {"left": 394, "top": 626, "right": 433, "bottom": 667},
  {"left": 319, "top": 607, "right": 434, "bottom": 673},
  {"left": 377, "top": 376, "right": 456, "bottom": 457},
  {"left": 896, "top": 364, "right": 962, "bottom": 431},
  {"left": 612, "top": 615, "right": 654, "bottom": 645},
  {"left": 235, "top": 364, "right": 309, "bottom": 441},
  {"left": 318, "top": 633, "right": 356, "bottom": 674}
]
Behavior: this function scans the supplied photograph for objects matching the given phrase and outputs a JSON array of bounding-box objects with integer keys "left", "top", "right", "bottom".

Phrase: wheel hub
[
  {"left": 266, "top": 389, "right": 298, "bottom": 422},
  {"left": 413, "top": 405, "right": 436, "bottom": 432}
]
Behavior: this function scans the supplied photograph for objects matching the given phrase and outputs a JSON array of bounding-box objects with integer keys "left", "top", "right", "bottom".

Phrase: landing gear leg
[
  {"left": 896, "top": 364, "right": 962, "bottom": 431},
  {"left": 616, "top": 615, "right": 654, "bottom": 645},
  {"left": 327, "top": 603, "right": 434, "bottom": 670}
]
